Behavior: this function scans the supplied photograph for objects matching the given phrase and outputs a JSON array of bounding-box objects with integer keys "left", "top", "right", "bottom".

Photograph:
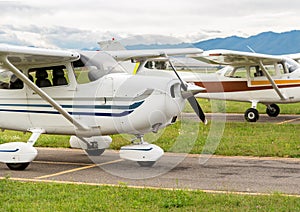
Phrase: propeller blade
[
  {"left": 187, "top": 96, "right": 207, "bottom": 124},
  {"left": 167, "top": 57, "right": 207, "bottom": 124}
]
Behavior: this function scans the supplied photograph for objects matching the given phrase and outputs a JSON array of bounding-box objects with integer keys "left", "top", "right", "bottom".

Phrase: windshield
[
  {"left": 284, "top": 57, "right": 300, "bottom": 73},
  {"left": 73, "top": 51, "right": 126, "bottom": 84},
  {"left": 217, "top": 66, "right": 234, "bottom": 76}
]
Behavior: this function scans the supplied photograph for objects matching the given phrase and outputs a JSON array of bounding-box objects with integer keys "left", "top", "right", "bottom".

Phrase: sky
[{"left": 1, "top": 0, "right": 300, "bottom": 49}]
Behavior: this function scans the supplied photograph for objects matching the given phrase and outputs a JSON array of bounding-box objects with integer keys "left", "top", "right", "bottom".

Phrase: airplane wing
[
  {"left": 0, "top": 44, "right": 80, "bottom": 66},
  {"left": 191, "top": 49, "right": 290, "bottom": 100},
  {"left": 284, "top": 53, "right": 300, "bottom": 62},
  {"left": 106, "top": 48, "right": 203, "bottom": 62},
  {"left": 190, "top": 49, "right": 284, "bottom": 66}
]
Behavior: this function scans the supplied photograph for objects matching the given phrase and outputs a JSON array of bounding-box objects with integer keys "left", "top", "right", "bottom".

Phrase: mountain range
[{"left": 127, "top": 30, "right": 300, "bottom": 55}]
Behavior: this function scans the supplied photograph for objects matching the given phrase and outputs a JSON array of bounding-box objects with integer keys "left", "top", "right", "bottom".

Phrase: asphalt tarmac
[
  {"left": 1, "top": 148, "right": 300, "bottom": 196},
  {"left": 1, "top": 113, "right": 300, "bottom": 196},
  {"left": 182, "top": 113, "right": 300, "bottom": 124}
]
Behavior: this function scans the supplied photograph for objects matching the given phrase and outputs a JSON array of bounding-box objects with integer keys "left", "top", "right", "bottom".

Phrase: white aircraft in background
[
  {"left": 0, "top": 44, "right": 206, "bottom": 170},
  {"left": 185, "top": 50, "right": 300, "bottom": 122},
  {"left": 102, "top": 39, "right": 300, "bottom": 122}
]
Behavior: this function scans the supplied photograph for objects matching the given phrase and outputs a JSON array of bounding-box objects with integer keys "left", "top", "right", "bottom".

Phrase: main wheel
[
  {"left": 137, "top": 161, "right": 156, "bottom": 167},
  {"left": 244, "top": 108, "right": 259, "bottom": 122},
  {"left": 6, "top": 162, "right": 30, "bottom": 171},
  {"left": 85, "top": 149, "right": 105, "bottom": 156},
  {"left": 266, "top": 104, "right": 280, "bottom": 117}
]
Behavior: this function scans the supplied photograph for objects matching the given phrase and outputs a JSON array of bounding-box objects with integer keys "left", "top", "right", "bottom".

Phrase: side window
[
  {"left": 72, "top": 57, "right": 106, "bottom": 84},
  {"left": 73, "top": 66, "right": 94, "bottom": 85},
  {"left": 29, "top": 66, "right": 69, "bottom": 88},
  {"left": 274, "top": 63, "right": 285, "bottom": 75},
  {"left": 250, "top": 64, "right": 285, "bottom": 78},
  {"left": 0, "top": 70, "right": 23, "bottom": 90},
  {"left": 249, "top": 66, "right": 264, "bottom": 78},
  {"left": 225, "top": 67, "right": 247, "bottom": 78}
]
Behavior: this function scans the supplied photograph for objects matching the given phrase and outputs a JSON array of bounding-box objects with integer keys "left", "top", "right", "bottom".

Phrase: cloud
[
  {"left": 0, "top": 24, "right": 219, "bottom": 49},
  {"left": 0, "top": 25, "right": 129, "bottom": 49},
  {"left": 0, "top": 1, "right": 51, "bottom": 15},
  {"left": 1, "top": 0, "right": 300, "bottom": 48}
]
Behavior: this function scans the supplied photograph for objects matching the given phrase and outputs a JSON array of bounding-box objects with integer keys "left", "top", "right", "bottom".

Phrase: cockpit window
[{"left": 73, "top": 51, "right": 126, "bottom": 84}]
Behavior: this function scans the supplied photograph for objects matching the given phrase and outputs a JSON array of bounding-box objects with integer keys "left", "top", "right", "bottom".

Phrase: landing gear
[
  {"left": 85, "top": 149, "right": 105, "bottom": 156},
  {"left": 244, "top": 108, "right": 259, "bottom": 122},
  {"left": 69, "top": 136, "right": 112, "bottom": 157},
  {"left": 120, "top": 135, "right": 164, "bottom": 167},
  {"left": 266, "top": 104, "right": 280, "bottom": 117},
  {"left": 6, "top": 162, "right": 30, "bottom": 171},
  {"left": 0, "top": 129, "right": 44, "bottom": 171},
  {"left": 137, "top": 161, "right": 156, "bottom": 167}
]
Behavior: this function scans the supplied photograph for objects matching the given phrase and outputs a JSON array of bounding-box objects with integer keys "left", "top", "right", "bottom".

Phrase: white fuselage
[
  {"left": 122, "top": 58, "right": 300, "bottom": 105},
  {"left": 179, "top": 68, "right": 300, "bottom": 105},
  {"left": 0, "top": 62, "right": 184, "bottom": 136}
]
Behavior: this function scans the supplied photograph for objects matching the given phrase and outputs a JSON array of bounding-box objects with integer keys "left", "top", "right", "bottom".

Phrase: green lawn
[
  {"left": 111, "top": 121, "right": 300, "bottom": 158},
  {"left": 185, "top": 99, "right": 300, "bottom": 114},
  {"left": 0, "top": 121, "right": 299, "bottom": 158},
  {"left": 0, "top": 180, "right": 299, "bottom": 211}
]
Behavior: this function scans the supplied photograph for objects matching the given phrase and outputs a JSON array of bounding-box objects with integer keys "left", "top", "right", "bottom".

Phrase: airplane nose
[{"left": 165, "top": 82, "right": 185, "bottom": 118}]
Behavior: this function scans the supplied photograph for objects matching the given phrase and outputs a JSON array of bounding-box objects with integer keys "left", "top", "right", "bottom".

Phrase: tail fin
[{"left": 98, "top": 39, "right": 126, "bottom": 51}]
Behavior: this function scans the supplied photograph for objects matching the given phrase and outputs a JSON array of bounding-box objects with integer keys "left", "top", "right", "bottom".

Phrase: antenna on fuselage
[{"left": 247, "top": 45, "right": 256, "bottom": 53}]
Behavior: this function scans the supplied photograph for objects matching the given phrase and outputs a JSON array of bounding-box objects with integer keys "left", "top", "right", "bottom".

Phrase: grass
[
  {"left": 0, "top": 131, "right": 70, "bottom": 148},
  {"left": 0, "top": 121, "right": 299, "bottom": 158},
  {"left": 0, "top": 179, "right": 299, "bottom": 211},
  {"left": 111, "top": 121, "right": 300, "bottom": 158},
  {"left": 185, "top": 99, "right": 300, "bottom": 114}
]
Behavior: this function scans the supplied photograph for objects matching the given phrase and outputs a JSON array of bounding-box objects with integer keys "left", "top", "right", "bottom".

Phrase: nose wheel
[
  {"left": 120, "top": 135, "right": 164, "bottom": 167},
  {"left": 137, "top": 161, "right": 156, "bottom": 167},
  {"left": 6, "top": 162, "right": 30, "bottom": 171}
]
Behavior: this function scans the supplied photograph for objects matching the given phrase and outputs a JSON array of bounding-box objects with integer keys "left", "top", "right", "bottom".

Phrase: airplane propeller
[{"left": 168, "top": 59, "right": 207, "bottom": 124}]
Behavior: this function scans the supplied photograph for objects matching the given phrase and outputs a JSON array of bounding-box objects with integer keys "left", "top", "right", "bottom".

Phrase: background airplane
[
  {"left": 101, "top": 39, "right": 300, "bottom": 122},
  {"left": 185, "top": 50, "right": 300, "bottom": 122}
]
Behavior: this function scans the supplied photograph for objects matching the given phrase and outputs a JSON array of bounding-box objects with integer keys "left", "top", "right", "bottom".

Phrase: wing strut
[
  {"left": 3, "top": 57, "right": 90, "bottom": 131},
  {"left": 259, "top": 60, "right": 287, "bottom": 100}
]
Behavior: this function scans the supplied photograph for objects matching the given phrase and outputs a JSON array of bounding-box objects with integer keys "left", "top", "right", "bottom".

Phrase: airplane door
[
  {"left": 0, "top": 71, "right": 31, "bottom": 131},
  {"left": 26, "top": 66, "right": 77, "bottom": 132},
  {"left": 74, "top": 77, "right": 113, "bottom": 128}
]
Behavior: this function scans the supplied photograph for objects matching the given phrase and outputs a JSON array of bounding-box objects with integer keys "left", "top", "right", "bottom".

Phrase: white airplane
[
  {"left": 184, "top": 50, "right": 300, "bottom": 122},
  {"left": 98, "top": 40, "right": 300, "bottom": 123},
  {"left": 0, "top": 44, "right": 206, "bottom": 170},
  {"left": 101, "top": 39, "right": 300, "bottom": 123}
]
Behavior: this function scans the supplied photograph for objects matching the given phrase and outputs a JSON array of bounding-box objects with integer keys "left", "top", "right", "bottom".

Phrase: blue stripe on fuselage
[
  {"left": 0, "top": 109, "right": 134, "bottom": 117},
  {"left": 0, "top": 148, "right": 19, "bottom": 153},
  {"left": 0, "top": 101, "right": 144, "bottom": 117},
  {"left": 0, "top": 101, "right": 144, "bottom": 110}
]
